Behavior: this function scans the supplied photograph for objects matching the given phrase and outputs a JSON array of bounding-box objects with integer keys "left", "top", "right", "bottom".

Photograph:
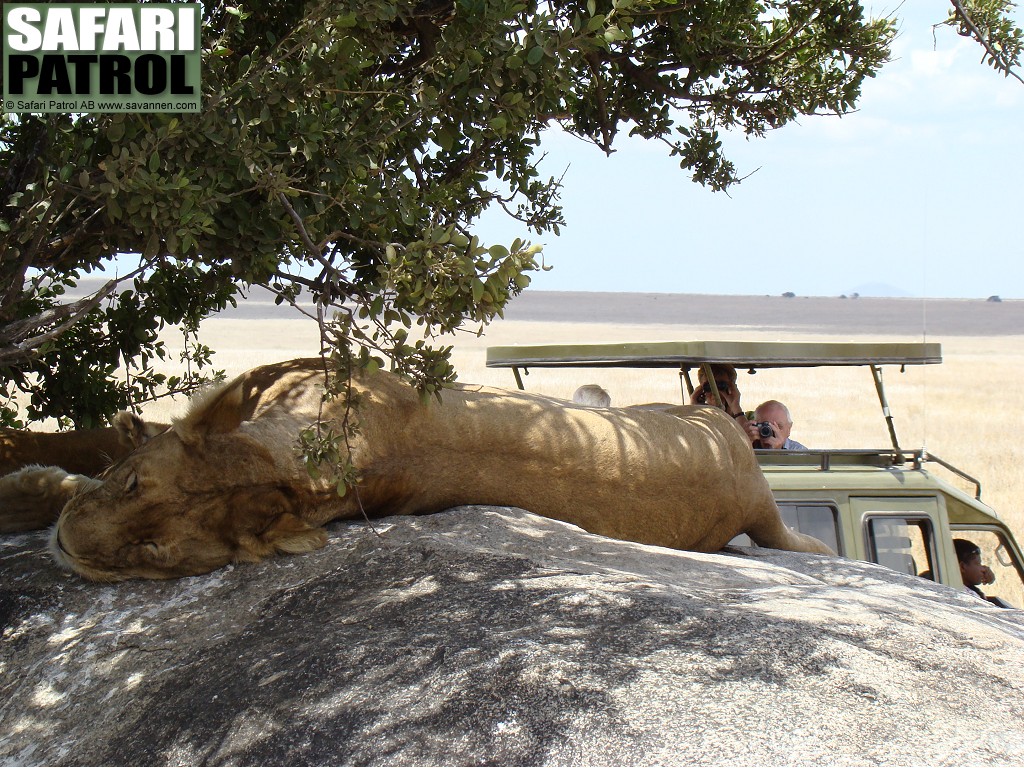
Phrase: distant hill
[
  {"left": 499, "top": 291, "right": 1023, "bottom": 337},
  {"left": 845, "top": 282, "right": 915, "bottom": 298},
  {"left": 61, "top": 281, "right": 1023, "bottom": 336}
]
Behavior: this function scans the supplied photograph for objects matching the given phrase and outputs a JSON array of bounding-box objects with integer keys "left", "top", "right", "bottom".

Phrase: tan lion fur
[
  {"left": 32, "top": 358, "right": 832, "bottom": 581},
  {"left": 0, "top": 465, "right": 102, "bottom": 532},
  {"left": 0, "top": 421, "right": 168, "bottom": 479}
]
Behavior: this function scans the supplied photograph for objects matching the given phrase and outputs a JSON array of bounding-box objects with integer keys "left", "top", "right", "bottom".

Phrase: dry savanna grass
[{"left": 126, "top": 300, "right": 1024, "bottom": 546}]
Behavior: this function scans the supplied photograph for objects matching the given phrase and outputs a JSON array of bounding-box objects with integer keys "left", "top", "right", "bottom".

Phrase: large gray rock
[{"left": 2, "top": 506, "right": 1023, "bottom": 766}]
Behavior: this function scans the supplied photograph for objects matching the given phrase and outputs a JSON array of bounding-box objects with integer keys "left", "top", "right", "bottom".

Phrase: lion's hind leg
[
  {"left": 0, "top": 465, "right": 101, "bottom": 533},
  {"left": 747, "top": 520, "right": 835, "bottom": 555},
  {"left": 745, "top": 507, "right": 836, "bottom": 556},
  {"left": 740, "top": 485, "right": 835, "bottom": 556}
]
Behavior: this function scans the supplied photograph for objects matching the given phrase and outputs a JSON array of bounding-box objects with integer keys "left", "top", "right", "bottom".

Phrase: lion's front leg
[{"left": 0, "top": 465, "right": 101, "bottom": 533}]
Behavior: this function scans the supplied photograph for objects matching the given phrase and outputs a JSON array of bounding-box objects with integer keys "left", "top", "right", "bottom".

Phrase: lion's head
[{"left": 50, "top": 381, "right": 327, "bottom": 581}]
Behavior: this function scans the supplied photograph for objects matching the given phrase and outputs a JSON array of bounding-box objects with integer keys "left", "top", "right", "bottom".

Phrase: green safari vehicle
[{"left": 486, "top": 339, "right": 1024, "bottom": 608}]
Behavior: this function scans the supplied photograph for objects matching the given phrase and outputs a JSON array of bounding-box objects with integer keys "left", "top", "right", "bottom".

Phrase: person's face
[
  {"left": 753, "top": 404, "right": 793, "bottom": 448},
  {"left": 697, "top": 379, "right": 734, "bottom": 403},
  {"left": 695, "top": 369, "right": 735, "bottom": 406},
  {"left": 959, "top": 553, "right": 987, "bottom": 587}
]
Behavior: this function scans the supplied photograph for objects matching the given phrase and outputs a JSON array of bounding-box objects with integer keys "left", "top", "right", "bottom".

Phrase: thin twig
[
  {"left": 276, "top": 191, "right": 330, "bottom": 264},
  {"left": 270, "top": 192, "right": 381, "bottom": 540},
  {"left": 949, "top": 0, "right": 1024, "bottom": 84}
]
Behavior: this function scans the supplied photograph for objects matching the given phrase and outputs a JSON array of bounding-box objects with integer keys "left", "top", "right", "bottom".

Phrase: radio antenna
[{"left": 919, "top": 206, "right": 930, "bottom": 454}]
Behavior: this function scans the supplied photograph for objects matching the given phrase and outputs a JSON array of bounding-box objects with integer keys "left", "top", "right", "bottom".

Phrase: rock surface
[{"left": 2, "top": 506, "right": 1024, "bottom": 766}]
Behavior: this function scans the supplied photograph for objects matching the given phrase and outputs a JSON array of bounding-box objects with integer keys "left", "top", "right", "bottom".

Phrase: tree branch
[
  {"left": 0, "top": 269, "right": 144, "bottom": 367},
  {"left": 948, "top": 0, "right": 1024, "bottom": 83}
]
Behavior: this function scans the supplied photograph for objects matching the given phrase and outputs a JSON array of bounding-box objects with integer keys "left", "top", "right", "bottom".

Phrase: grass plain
[{"left": 129, "top": 292, "right": 1024, "bottom": 542}]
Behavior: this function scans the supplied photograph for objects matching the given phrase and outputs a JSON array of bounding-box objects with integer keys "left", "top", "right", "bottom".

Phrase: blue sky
[{"left": 479, "top": 3, "right": 1024, "bottom": 298}]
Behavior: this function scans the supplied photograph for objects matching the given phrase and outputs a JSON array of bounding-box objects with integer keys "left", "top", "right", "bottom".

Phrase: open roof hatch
[{"left": 485, "top": 340, "right": 942, "bottom": 455}]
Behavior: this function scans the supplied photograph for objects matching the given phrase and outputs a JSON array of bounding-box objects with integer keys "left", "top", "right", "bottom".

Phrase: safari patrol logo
[{"left": 3, "top": 3, "right": 201, "bottom": 113}]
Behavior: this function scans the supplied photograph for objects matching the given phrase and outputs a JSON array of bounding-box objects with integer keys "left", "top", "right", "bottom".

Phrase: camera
[
  {"left": 697, "top": 380, "right": 732, "bottom": 403},
  {"left": 754, "top": 421, "right": 776, "bottom": 439}
]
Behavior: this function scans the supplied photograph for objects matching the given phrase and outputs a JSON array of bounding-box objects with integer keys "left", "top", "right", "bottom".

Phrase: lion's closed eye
[
  {"left": 125, "top": 540, "right": 165, "bottom": 563},
  {"left": 140, "top": 540, "right": 159, "bottom": 556},
  {"left": 123, "top": 471, "right": 139, "bottom": 494}
]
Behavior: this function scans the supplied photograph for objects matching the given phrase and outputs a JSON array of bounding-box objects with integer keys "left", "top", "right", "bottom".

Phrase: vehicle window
[
  {"left": 867, "top": 516, "right": 936, "bottom": 579},
  {"left": 951, "top": 529, "right": 1024, "bottom": 609},
  {"left": 728, "top": 503, "right": 840, "bottom": 553},
  {"left": 778, "top": 504, "right": 840, "bottom": 554}
]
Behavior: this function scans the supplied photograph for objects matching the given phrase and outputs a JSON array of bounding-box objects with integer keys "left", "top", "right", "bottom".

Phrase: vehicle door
[{"left": 853, "top": 497, "right": 943, "bottom": 583}]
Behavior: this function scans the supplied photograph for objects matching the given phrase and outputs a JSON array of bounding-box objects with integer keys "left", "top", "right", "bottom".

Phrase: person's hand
[
  {"left": 981, "top": 564, "right": 996, "bottom": 585},
  {"left": 722, "top": 383, "right": 742, "bottom": 417},
  {"left": 755, "top": 421, "right": 786, "bottom": 450},
  {"left": 690, "top": 379, "right": 743, "bottom": 421},
  {"left": 690, "top": 381, "right": 741, "bottom": 411}
]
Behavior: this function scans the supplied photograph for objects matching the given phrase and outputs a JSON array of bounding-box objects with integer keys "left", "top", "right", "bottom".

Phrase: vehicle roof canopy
[{"left": 485, "top": 340, "right": 943, "bottom": 369}]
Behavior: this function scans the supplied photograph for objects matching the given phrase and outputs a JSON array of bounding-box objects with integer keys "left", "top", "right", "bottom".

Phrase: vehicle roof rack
[
  {"left": 755, "top": 449, "right": 983, "bottom": 500},
  {"left": 485, "top": 340, "right": 942, "bottom": 369}
]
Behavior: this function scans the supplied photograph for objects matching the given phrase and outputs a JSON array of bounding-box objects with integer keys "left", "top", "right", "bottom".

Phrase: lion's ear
[
  {"left": 176, "top": 383, "right": 245, "bottom": 444},
  {"left": 228, "top": 487, "right": 327, "bottom": 561},
  {"left": 113, "top": 411, "right": 158, "bottom": 449}
]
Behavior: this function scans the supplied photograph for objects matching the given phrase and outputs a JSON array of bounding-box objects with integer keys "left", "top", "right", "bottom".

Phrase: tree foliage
[
  {"left": 945, "top": 0, "right": 1024, "bottom": 84},
  {"left": 0, "top": 0, "right": 1018, "bottom": 428}
]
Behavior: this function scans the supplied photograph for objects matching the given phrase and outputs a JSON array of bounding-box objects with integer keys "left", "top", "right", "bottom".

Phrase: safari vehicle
[{"left": 486, "top": 340, "right": 1024, "bottom": 608}]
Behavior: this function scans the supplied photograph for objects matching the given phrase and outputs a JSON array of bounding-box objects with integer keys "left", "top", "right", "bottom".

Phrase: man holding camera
[
  {"left": 689, "top": 367, "right": 805, "bottom": 450},
  {"left": 744, "top": 400, "right": 806, "bottom": 450}
]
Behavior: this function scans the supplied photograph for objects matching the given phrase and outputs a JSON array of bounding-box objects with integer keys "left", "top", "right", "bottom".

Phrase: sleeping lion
[{"left": 0, "top": 358, "right": 832, "bottom": 581}]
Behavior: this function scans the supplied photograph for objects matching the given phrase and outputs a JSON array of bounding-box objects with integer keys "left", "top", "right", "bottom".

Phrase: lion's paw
[{"left": 0, "top": 465, "right": 100, "bottom": 533}]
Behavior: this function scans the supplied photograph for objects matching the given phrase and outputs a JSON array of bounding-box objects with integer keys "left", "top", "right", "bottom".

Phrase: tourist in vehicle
[
  {"left": 689, "top": 364, "right": 746, "bottom": 423},
  {"left": 955, "top": 538, "right": 998, "bottom": 602},
  {"left": 743, "top": 400, "right": 807, "bottom": 450},
  {"left": 572, "top": 384, "right": 612, "bottom": 407}
]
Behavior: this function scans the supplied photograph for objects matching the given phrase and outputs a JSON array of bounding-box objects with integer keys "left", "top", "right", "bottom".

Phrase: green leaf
[
  {"left": 604, "top": 26, "right": 628, "bottom": 42},
  {"left": 143, "top": 231, "right": 161, "bottom": 258}
]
